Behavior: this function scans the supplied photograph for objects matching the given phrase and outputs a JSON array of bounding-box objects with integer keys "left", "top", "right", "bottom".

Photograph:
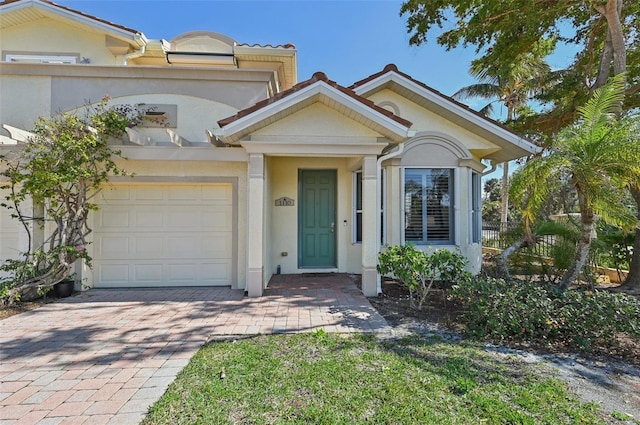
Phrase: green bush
[
  {"left": 450, "top": 276, "right": 640, "bottom": 350},
  {"left": 591, "top": 224, "right": 633, "bottom": 271},
  {"left": 378, "top": 244, "right": 469, "bottom": 310}
]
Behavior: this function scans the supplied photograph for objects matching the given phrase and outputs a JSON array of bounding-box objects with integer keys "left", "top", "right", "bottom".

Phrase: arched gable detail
[
  {"left": 170, "top": 31, "right": 236, "bottom": 54},
  {"left": 376, "top": 100, "right": 400, "bottom": 116},
  {"left": 400, "top": 132, "right": 472, "bottom": 167}
]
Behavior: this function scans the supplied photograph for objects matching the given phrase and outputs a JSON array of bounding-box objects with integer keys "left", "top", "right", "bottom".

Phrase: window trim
[
  {"left": 471, "top": 171, "right": 482, "bottom": 244},
  {"left": 352, "top": 171, "right": 362, "bottom": 244},
  {"left": 353, "top": 169, "right": 387, "bottom": 245},
  {"left": 380, "top": 167, "right": 387, "bottom": 245},
  {"left": 5, "top": 54, "right": 78, "bottom": 64},
  {"left": 401, "top": 166, "right": 456, "bottom": 245}
]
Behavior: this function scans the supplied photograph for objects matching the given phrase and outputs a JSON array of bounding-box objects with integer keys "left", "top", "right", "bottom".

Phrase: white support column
[
  {"left": 361, "top": 155, "right": 378, "bottom": 297},
  {"left": 246, "top": 154, "right": 265, "bottom": 297}
]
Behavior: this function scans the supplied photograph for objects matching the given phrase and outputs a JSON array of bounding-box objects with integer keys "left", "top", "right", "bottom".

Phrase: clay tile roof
[
  {"left": 236, "top": 42, "right": 296, "bottom": 49},
  {"left": 350, "top": 63, "right": 520, "bottom": 137},
  {"left": 218, "top": 70, "right": 412, "bottom": 129},
  {"left": 0, "top": 0, "right": 142, "bottom": 35}
]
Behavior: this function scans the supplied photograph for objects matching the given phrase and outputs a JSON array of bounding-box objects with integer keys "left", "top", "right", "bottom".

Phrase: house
[{"left": 0, "top": 0, "right": 538, "bottom": 297}]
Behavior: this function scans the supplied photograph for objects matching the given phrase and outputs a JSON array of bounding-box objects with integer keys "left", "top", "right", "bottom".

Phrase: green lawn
[{"left": 142, "top": 332, "right": 604, "bottom": 425}]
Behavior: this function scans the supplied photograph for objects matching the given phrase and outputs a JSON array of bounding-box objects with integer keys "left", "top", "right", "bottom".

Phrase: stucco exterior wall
[
  {"left": 1, "top": 19, "right": 119, "bottom": 65},
  {"left": 94, "top": 94, "right": 238, "bottom": 143},
  {"left": 253, "top": 103, "right": 381, "bottom": 141},
  {"left": 0, "top": 75, "right": 52, "bottom": 130},
  {"left": 367, "top": 89, "right": 499, "bottom": 158},
  {"left": 0, "top": 64, "right": 279, "bottom": 147}
]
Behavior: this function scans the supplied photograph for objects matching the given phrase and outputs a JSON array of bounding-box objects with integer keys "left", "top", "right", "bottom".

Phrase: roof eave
[{"left": 0, "top": 0, "right": 146, "bottom": 47}]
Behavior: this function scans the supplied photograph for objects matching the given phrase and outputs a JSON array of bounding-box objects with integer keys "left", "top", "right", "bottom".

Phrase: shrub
[
  {"left": 0, "top": 97, "right": 137, "bottom": 304},
  {"left": 378, "top": 244, "right": 469, "bottom": 310},
  {"left": 450, "top": 276, "right": 640, "bottom": 350}
]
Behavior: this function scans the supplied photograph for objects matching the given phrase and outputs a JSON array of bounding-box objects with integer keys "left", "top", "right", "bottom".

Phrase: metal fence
[{"left": 482, "top": 221, "right": 554, "bottom": 258}]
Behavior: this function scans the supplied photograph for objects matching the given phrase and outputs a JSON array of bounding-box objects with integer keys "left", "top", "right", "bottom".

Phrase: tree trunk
[
  {"left": 592, "top": 0, "right": 638, "bottom": 292},
  {"left": 594, "top": 0, "right": 627, "bottom": 88},
  {"left": 497, "top": 220, "right": 536, "bottom": 282},
  {"left": 619, "top": 186, "right": 640, "bottom": 293},
  {"left": 497, "top": 237, "right": 526, "bottom": 282},
  {"left": 559, "top": 199, "right": 595, "bottom": 291},
  {"left": 593, "top": 28, "right": 614, "bottom": 90}
]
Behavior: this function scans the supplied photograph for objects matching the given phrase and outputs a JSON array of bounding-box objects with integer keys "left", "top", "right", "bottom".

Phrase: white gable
[
  {"left": 367, "top": 89, "right": 500, "bottom": 160},
  {"left": 253, "top": 103, "right": 381, "bottom": 142}
]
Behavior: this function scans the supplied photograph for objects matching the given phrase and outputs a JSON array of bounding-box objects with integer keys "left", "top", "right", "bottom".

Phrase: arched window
[{"left": 400, "top": 133, "right": 472, "bottom": 245}]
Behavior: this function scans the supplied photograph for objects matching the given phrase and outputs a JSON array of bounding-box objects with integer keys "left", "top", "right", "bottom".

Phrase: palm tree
[
  {"left": 509, "top": 75, "right": 640, "bottom": 290},
  {"left": 453, "top": 54, "right": 550, "bottom": 229}
]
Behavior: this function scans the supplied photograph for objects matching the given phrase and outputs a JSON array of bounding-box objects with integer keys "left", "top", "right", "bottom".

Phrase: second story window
[{"left": 4, "top": 54, "right": 77, "bottom": 64}]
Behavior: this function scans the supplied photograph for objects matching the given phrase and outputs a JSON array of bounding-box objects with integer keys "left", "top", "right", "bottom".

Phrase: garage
[{"left": 92, "top": 183, "right": 234, "bottom": 287}]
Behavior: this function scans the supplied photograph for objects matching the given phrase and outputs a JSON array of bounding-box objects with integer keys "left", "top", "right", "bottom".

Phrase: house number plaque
[{"left": 275, "top": 197, "right": 294, "bottom": 206}]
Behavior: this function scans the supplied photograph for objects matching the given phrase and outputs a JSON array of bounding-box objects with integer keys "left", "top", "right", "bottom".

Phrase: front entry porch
[
  {"left": 263, "top": 273, "right": 389, "bottom": 333},
  {"left": 246, "top": 155, "right": 381, "bottom": 298}
]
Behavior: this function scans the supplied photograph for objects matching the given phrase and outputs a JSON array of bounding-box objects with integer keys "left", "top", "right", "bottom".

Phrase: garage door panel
[
  {"left": 166, "top": 209, "right": 200, "bottom": 227},
  {"left": 202, "top": 234, "right": 233, "bottom": 257},
  {"left": 202, "top": 185, "right": 233, "bottom": 202},
  {"left": 97, "top": 209, "right": 131, "bottom": 228},
  {"left": 97, "top": 236, "right": 131, "bottom": 257},
  {"left": 101, "top": 187, "right": 132, "bottom": 201},
  {"left": 167, "top": 264, "right": 198, "bottom": 281},
  {"left": 199, "top": 262, "right": 232, "bottom": 284},
  {"left": 134, "top": 264, "right": 163, "bottom": 282},
  {"left": 165, "top": 236, "right": 201, "bottom": 258},
  {"left": 134, "top": 237, "right": 164, "bottom": 257},
  {"left": 94, "top": 183, "right": 233, "bottom": 287},
  {"left": 202, "top": 208, "right": 232, "bottom": 228},
  {"left": 135, "top": 210, "right": 164, "bottom": 227},
  {"left": 135, "top": 187, "right": 164, "bottom": 200},
  {"left": 98, "top": 264, "right": 130, "bottom": 284}
]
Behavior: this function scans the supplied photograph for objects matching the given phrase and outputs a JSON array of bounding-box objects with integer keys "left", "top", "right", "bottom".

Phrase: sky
[{"left": 61, "top": 1, "right": 480, "bottom": 100}]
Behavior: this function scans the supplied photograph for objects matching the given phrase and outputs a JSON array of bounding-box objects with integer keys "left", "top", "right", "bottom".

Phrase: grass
[{"left": 142, "top": 332, "right": 604, "bottom": 425}]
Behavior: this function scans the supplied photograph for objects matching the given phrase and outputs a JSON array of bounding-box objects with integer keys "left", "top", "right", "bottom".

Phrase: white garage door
[{"left": 93, "top": 183, "right": 233, "bottom": 287}]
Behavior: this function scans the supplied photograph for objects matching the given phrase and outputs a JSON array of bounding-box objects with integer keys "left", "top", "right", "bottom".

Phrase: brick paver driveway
[{"left": 0, "top": 274, "right": 389, "bottom": 424}]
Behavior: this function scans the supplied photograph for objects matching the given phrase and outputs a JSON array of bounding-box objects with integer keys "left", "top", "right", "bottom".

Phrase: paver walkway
[{"left": 0, "top": 274, "right": 389, "bottom": 424}]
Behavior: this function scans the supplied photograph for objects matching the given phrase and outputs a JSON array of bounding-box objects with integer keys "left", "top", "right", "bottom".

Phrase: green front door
[{"left": 298, "top": 170, "right": 337, "bottom": 268}]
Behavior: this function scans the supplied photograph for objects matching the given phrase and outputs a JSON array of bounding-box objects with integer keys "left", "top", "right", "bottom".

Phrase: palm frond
[
  {"left": 478, "top": 103, "right": 496, "bottom": 116},
  {"left": 509, "top": 153, "right": 567, "bottom": 224},
  {"left": 577, "top": 73, "right": 626, "bottom": 129},
  {"left": 452, "top": 84, "right": 501, "bottom": 101}
]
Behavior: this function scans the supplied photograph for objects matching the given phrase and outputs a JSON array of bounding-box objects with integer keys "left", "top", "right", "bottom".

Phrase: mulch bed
[{"left": 366, "top": 277, "right": 640, "bottom": 368}]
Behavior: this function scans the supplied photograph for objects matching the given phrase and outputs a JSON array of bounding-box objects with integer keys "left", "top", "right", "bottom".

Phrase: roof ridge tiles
[{"left": 236, "top": 43, "right": 296, "bottom": 49}]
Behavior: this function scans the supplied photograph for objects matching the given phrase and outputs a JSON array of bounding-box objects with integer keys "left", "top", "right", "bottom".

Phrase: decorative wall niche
[{"left": 137, "top": 104, "right": 177, "bottom": 128}]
